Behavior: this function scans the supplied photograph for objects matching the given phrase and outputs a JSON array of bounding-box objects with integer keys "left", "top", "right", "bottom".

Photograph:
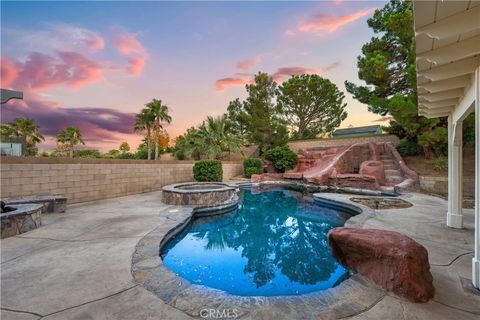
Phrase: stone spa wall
[{"left": 1, "top": 157, "right": 243, "bottom": 204}]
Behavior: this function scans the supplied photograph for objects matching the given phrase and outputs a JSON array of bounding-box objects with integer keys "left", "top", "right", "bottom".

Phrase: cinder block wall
[
  {"left": 419, "top": 175, "right": 475, "bottom": 197},
  {"left": 287, "top": 134, "right": 400, "bottom": 152},
  {"left": 1, "top": 157, "right": 243, "bottom": 204}
]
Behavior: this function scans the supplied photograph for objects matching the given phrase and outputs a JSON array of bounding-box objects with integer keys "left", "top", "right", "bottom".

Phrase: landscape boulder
[
  {"left": 250, "top": 173, "right": 284, "bottom": 183},
  {"left": 359, "top": 160, "right": 385, "bottom": 185},
  {"left": 328, "top": 228, "right": 434, "bottom": 302}
]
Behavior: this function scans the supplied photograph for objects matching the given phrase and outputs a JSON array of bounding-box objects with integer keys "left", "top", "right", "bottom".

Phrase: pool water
[{"left": 161, "top": 188, "right": 351, "bottom": 296}]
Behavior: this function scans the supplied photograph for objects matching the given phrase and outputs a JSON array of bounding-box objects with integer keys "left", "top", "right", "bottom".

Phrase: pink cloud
[
  {"left": 215, "top": 77, "right": 247, "bottom": 91},
  {"left": 54, "top": 25, "right": 105, "bottom": 52},
  {"left": 217, "top": 61, "right": 340, "bottom": 89},
  {"left": 3, "top": 51, "right": 104, "bottom": 91},
  {"left": 1, "top": 56, "right": 20, "bottom": 87},
  {"left": 284, "top": 29, "right": 296, "bottom": 37},
  {"left": 84, "top": 33, "right": 105, "bottom": 51},
  {"left": 112, "top": 32, "right": 148, "bottom": 75},
  {"left": 272, "top": 66, "right": 320, "bottom": 83},
  {"left": 56, "top": 51, "right": 104, "bottom": 87},
  {"left": 236, "top": 56, "right": 260, "bottom": 70},
  {"left": 126, "top": 57, "right": 146, "bottom": 76},
  {"left": 112, "top": 33, "right": 145, "bottom": 55},
  {"left": 299, "top": 8, "right": 374, "bottom": 34},
  {"left": 272, "top": 62, "right": 340, "bottom": 82},
  {"left": 1, "top": 26, "right": 151, "bottom": 151},
  {"left": 5, "top": 24, "right": 105, "bottom": 55}
]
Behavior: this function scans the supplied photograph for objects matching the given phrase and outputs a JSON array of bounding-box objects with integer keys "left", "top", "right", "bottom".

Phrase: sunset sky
[{"left": 1, "top": 0, "right": 389, "bottom": 152}]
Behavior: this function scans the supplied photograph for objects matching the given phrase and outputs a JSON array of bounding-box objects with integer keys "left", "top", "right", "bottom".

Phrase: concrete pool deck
[{"left": 1, "top": 191, "right": 479, "bottom": 319}]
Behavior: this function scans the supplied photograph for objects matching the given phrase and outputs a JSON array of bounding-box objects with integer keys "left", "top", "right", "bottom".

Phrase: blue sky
[{"left": 1, "top": 0, "right": 388, "bottom": 151}]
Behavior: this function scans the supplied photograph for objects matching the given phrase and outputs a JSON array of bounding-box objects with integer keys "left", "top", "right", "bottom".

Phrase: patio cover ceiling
[{"left": 413, "top": 0, "right": 480, "bottom": 118}]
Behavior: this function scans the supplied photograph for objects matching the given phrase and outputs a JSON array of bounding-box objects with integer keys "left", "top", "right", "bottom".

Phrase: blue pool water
[{"left": 161, "top": 188, "right": 351, "bottom": 296}]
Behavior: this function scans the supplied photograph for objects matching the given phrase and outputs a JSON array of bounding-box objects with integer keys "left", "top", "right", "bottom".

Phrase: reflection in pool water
[{"left": 160, "top": 188, "right": 351, "bottom": 296}]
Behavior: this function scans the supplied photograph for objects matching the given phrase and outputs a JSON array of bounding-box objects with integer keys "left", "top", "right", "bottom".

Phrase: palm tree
[
  {"left": 134, "top": 109, "right": 155, "bottom": 160},
  {"left": 1, "top": 118, "right": 45, "bottom": 156},
  {"left": 56, "top": 126, "right": 85, "bottom": 158},
  {"left": 145, "top": 99, "right": 172, "bottom": 160},
  {"left": 193, "top": 115, "right": 242, "bottom": 160}
]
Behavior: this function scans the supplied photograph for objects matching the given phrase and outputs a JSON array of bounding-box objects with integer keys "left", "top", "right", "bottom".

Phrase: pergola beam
[
  {"left": 421, "top": 88, "right": 465, "bottom": 102},
  {"left": 416, "top": 6, "right": 480, "bottom": 39},
  {"left": 417, "top": 35, "right": 480, "bottom": 64},
  {"left": 419, "top": 110, "right": 451, "bottom": 118},
  {"left": 419, "top": 75, "right": 471, "bottom": 93},
  {"left": 419, "top": 98, "right": 458, "bottom": 109},
  {"left": 419, "top": 106, "right": 454, "bottom": 114},
  {"left": 419, "top": 56, "right": 480, "bottom": 82}
]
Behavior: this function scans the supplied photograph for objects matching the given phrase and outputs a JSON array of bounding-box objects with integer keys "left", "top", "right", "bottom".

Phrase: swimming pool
[{"left": 160, "top": 187, "right": 352, "bottom": 296}]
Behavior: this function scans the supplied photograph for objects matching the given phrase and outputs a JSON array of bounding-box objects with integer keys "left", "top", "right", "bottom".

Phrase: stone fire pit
[
  {"left": 4, "top": 194, "right": 66, "bottom": 213},
  {"left": 1, "top": 203, "right": 43, "bottom": 238}
]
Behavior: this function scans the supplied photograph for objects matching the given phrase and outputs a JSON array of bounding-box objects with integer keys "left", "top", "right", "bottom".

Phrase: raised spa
[
  {"left": 162, "top": 182, "right": 237, "bottom": 206},
  {"left": 160, "top": 187, "right": 353, "bottom": 296}
]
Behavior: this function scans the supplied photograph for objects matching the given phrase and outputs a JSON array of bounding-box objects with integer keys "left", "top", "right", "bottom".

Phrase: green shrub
[
  {"left": 243, "top": 158, "right": 262, "bottom": 178},
  {"left": 245, "top": 166, "right": 262, "bottom": 178},
  {"left": 193, "top": 160, "right": 223, "bottom": 182},
  {"left": 396, "top": 139, "right": 422, "bottom": 157},
  {"left": 263, "top": 145, "right": 297, "bottom": 172},
  {"left": 74, "top": 149, "right": 103, "bottom": 158},
  {"left": 134, "top": 148, "right": 149, "bottom": 159},
  {"left": 434, "top": 156, "right": 448, "bottom": 172},
  {"left": 117, "top": 152, "right": 135, "bottom": 159},
  {"left": 418, "top": 127, "right": 448, "bottom": 157}
]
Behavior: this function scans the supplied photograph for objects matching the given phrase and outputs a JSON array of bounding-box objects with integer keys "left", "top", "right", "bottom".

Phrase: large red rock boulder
[
  {"left": 359, "top": 160, "right": 385, "bottom": 184},
  {"left": 329, "top": 173, "right": 380, "bottom": 189},
  {"left": 328, "top": 228, "right": 434, "bottom": 302}
]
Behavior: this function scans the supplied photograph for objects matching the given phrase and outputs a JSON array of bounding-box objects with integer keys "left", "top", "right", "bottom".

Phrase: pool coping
[
  {"left": 131, "top": 188, "right": 385, "bottom": 318},
  {"left": 162, "top": 182, "right": 237, "bottom": 194}
]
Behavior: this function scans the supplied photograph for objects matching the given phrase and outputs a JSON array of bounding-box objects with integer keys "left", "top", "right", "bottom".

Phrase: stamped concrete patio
[{"left": 1, "top": 190, "right": 479, "bottom": 320}]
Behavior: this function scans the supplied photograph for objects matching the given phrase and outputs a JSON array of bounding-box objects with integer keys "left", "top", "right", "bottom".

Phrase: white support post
[
  {"left": 447, "top": 115, "right": 464, "bottom": 228},
  {"left": 472, "top": 67, "right": 480, "bottom": 289}
]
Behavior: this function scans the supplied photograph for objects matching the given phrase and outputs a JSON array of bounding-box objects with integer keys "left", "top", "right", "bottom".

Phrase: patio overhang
[{"left": 413, "top": 0, "right": 480, "bottom": 289}]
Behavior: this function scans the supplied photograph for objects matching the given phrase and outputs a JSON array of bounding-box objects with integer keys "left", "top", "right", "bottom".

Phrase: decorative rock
[
  {"left": 328, "top": 227, "right": 434, "bottom": 302},
  {"left": 359, "top": 160, "right": 385, "bottom": 185},
  {"left": 250, "top": 174, "right": 262, "bottom": 183},
  {"left": 1, "top": 203, "right": 43, "bottom": 238},
  {"left": 330, "top": 174, "right": 379, "bottom": 190},
  {"left": 250, "top": 173, "right": 284, "bottom": 183}
]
